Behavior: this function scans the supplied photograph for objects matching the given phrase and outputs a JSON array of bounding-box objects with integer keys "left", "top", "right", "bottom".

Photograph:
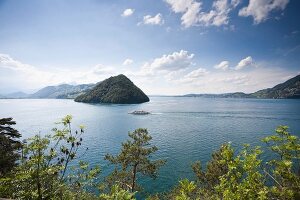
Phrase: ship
[{"left": 128, "top": 110, "right": 150, "bottom": 115}]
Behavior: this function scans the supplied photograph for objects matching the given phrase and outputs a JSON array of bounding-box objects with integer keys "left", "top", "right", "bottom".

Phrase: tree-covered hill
[
  {"left": 251, "top": 74, "right": 300, "bottom": 99},
  {"left": 74, "top": 74, "right": 149, "bottom": 104},
  {"left": 182, "top": 74, "right": 300, "bottom": 99}
]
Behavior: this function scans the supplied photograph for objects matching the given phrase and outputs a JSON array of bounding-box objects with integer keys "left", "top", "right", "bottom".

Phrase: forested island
[{"left": 75, "top": 74, "right": 150, "bottom": 104}]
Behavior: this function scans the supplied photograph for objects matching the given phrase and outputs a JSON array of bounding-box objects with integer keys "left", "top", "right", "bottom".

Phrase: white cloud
[
  {"left": 198, "top": 0, "right": 232, "bottom": 27},
  {"left": 214, "top": 60, "right": 229, "bottom": 70},
  {"left": 239, "top": 0, "right": 289, "bottom": 24},
  {"left": 0, "top": 54, "right": 53, "bottom": 83},
  {"left": 180, "top": 1, "right": 202, "bottom": 27},
  {"left": 141, "top": 13, "right": 164, "bottom": 25},
  {"left": 165, "top": 0, "right": 288, "bottom": 27},
  {"left": 235, "top": 56, "right": 255, "bottom": 70},
  {"left": 143, "top": 50, "right": 194, "bottom": 72},
  {"left": 180, "top": 67, "right": 209, "bottom": 83},
  {"left": 164, "top": 69, "right": 187, "bottom": 81},
  {"left": 122, "top": 59, "right": 133, "bottom": 66},
  {"left": 89, "top": 65, "right": 115, "bottom": 75},
  {"left": 219, "top": 75, "right": 249, "bottom": 85},
  {"left": 168, "top": 66, "right": 295, "bottom": 94},
  {"left": 231, "top": 0, "right": 241, "bottom": 8},
  {"left": 1, "top": 54, "right": 297, "bottom": 96},
  {"left": 0, "top": 53, "right": 36, "bottom": 72},
  {"left": 164, "top": 0, "right": 202, "bottom": 27},
  {"left": 121, "top": 8, "right": 134, "bottom": 17},
  {"left": 165, "top": 0, "right": 238, "bottom": 27},
  {"left": 0, "top": 54, "right": 118, "bottom": 91}
]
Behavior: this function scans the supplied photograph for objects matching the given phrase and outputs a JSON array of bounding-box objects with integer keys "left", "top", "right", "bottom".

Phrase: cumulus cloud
[
  {"left": 141, "top": 13, "right": 164, "bottom": 25},
  {"left": 219, "top": 75, "right": 250, "bottom": 84},
  {"left": 164, "top": 0, "right": 239, "bottom": 27},
  {"left": 214, "top": 60, "right": 229, "bottom": 70},
  {"left": 184, "top": 68, "right": 208, "bottom": 78},
  {"left": 239, "top": 0, "right": 289, "bottom": 24},
  {"left": 0, "top": 54, "right": 52, "bottom": 81},
  {"left": 179, "top": 67, "right": 209, "bottom": 83},
  {"left": 169, "top": 66, "right": 295, "bottom": 95},
  {"left": 142, "top": 50, "right": 194, "bottom": 73},
  {"left": 0, "top": 53, "right": 35, "bottom": 72},
  {"left": 89, "top": 65, "right": 115, "bottom": 75},
  {"left": 235, "top": 56, "right": 255, "bottom": 70},
  {"left": 122, "top": 58, "right": 133, "bottom": 66},
  {"left": 164, "top": 0, "right": 202, "bottom": 27},
  {"left": 198, "top": 0, "right": 232, "bottom": 27},
  {"left": 121, "top": 8, "right": 134, "bottom": 17}
]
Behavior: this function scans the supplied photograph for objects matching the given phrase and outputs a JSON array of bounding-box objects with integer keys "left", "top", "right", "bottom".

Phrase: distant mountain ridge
[
  {"left": 0, "top": 74, "right": 299, "bottom": 100},
  {"left": 183, "top": 75, "right": 300, "bottom": 99},
  {"left": 0, "top": 83, "right": 95, "bottom": 99},
  {"left": 75, "top": 74, "right": 149, "bottom": 104},
  {"left": 183, "top": 92, "right": 252, "bottom": 98},
  {"left": 3, "top": 91, "right": 30, "bottom": 99},
  {"left": 30, "top": 83, "right": 95, "bottom": 99}
]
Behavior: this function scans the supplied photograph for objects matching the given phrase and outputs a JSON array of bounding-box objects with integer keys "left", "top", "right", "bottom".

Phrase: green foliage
[
  {"left": 0, "top": 117, "right": 22, "bottom": 176},
  {"left": 165, "top": 126, "right": 300, "bottom": 200},
  {"left": 174, "top": 179, "right": 198, "bottom": 200},
  {"left": 105, "top": 128, "right": 166, "bottom": 192},
  {"left": 65, "top": 161, "right": 101, "bottom": 198},
  {"left": 191, "top": 144, "right": 231, "bottom": 197},
  {"left": 0, "top": 115, "right": 100, "bottom": 200},
  {"left": 262, "top": 125, "right": 300, "bottom": 199},
  {"left": 1, "top": 118, "right": 300, "bottom": 200},
  {"left": 215, "top": 145, "right": 268, "bottom": 200},
  {"left": 99, "top": 185, "right": 136, "bottom": 200},
  {"left": 75, "top": 74, "right": 150, "bottom": 104}
]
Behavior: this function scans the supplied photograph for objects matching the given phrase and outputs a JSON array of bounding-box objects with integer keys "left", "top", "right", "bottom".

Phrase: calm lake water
[{"left": 1, "top": 97, "right": 300, "bottom": 196}]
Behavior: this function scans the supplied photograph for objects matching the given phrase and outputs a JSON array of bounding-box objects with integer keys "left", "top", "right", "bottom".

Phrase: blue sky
[{"left": 0, "top": 0, "right": 299, "bottom": 95}]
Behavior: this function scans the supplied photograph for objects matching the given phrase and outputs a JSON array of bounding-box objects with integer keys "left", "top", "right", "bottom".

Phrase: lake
[{"left": 1, "top": 97, "right": 300, "bottom": 196}]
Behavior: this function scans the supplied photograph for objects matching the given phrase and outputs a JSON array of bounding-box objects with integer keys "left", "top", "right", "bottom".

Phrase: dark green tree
[
  {"left": 192, "top": 144, "right": 230, "bottom": 189},
  {"left": 191, "top": 144, "right": 232, "bottom": 198},
  {"left": 0, "top": 117, "right": 21, "bottom": 176},
  {"left": 105, "top": 128, "right": 165, "bottom": 192}
]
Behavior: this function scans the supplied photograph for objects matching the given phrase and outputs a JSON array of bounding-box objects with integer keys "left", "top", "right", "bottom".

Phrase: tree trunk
[
  {"left": 131, "top": 163, "right": 138, "bottom": 192},
  {"left": 37, "top": 145, "right": 42, "bottom": 200}
]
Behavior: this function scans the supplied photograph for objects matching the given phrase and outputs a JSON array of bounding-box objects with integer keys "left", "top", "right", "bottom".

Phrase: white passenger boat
[{"left": 128, "top": 110, "right": 150, "bottom": 115}]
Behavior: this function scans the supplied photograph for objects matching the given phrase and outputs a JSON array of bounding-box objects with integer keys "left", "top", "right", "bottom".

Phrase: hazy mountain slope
[
  {"left": 30, "top": 83, "right": 95, "bottom": 99},
  {"left": 2, "top": 92, "right": 29, "bottom": 99},
  {"left": 182, "top": 75, "right": 300, "bottom": 99},
  {"left": 251, "top": 75, "right": 300, "bottom": 99}
]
